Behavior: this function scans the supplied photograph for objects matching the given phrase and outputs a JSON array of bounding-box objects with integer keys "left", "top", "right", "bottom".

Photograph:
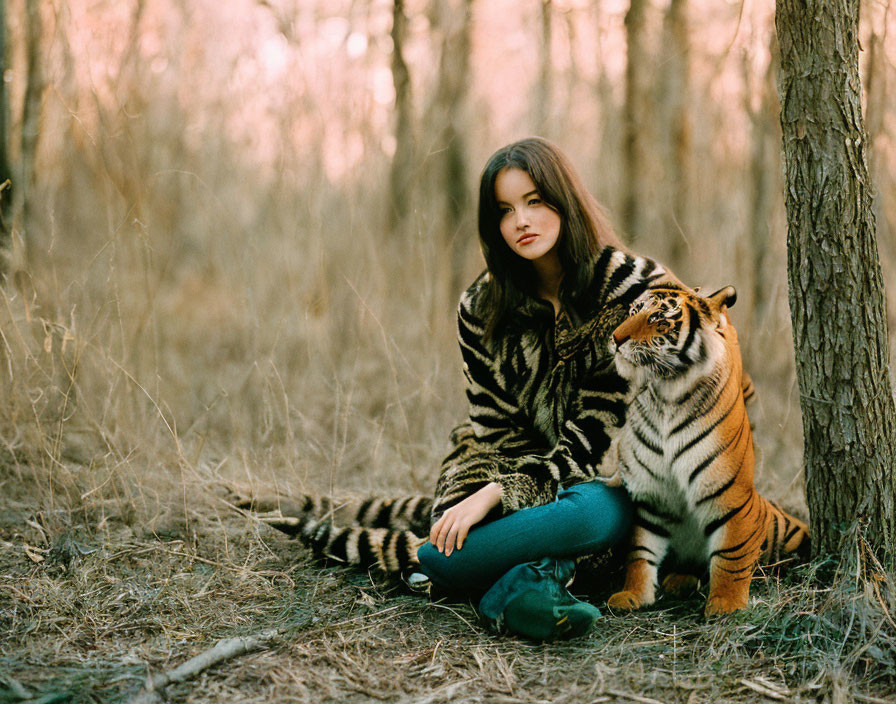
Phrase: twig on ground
[
  {"left": 739, "top": 677, "right": 790, "bottom": 700},
  {"left": 125, "top": 627, "right": 283, "bottom": 704},
  {"left": 853, "top": 693, "right": 896, "bottom": 704},
  {"left": 604, "top": 689, "right": 667, "bottom": 704}
]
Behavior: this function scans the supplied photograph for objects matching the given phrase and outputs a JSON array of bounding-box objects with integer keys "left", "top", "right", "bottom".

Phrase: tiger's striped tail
[
  {"left": 232, "top": 492, "right": 432, "bottom": 575},
  {"left": 760, "top": 498, "right": 810, "bottom": 565}
]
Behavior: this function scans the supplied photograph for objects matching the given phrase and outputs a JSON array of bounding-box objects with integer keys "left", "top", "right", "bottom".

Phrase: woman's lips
[{"left": 517, "top": 233, "right": 538, "bottom": 245}]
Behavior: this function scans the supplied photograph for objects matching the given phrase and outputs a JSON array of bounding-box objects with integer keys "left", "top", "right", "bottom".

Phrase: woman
[{"left": 415, "top": 137, "right": 676, "bottom": 639}]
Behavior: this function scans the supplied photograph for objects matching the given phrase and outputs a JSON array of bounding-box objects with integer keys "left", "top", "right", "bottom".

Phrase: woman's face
[{"left": 495, "top": 167, "right": 562, "bottom": 263}]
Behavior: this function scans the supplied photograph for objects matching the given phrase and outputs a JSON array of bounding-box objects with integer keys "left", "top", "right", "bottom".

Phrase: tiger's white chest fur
[
  {"left": 617, "top": 388, "right": 710, "bottom": 564},
  {"left": 614, "top": 330, "right": 736, "bottom": 566}
]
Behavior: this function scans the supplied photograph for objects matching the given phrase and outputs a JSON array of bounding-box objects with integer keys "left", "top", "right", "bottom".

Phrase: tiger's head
[{"left": 611, "top": 285, "right": 738, "bottom": 384}]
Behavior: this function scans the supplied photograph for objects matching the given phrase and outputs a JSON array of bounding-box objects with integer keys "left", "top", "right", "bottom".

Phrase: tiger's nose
[
  {"left": 612, "top": 310, "right": 648, "bottom": 347},
  {"left": 612, "top": 330, "right": 630, "bottom": 347}
]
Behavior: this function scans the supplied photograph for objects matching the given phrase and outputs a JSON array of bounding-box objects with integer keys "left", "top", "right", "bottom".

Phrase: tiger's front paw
[
  {"left": 607, "top": 590, "right": 650, "bottom": 611},
  {"left": 704, "top": 592, "right": 748, "bottom": 617},
  {"left": 662, "top": 573, "right": 700, "bottom": 597}
]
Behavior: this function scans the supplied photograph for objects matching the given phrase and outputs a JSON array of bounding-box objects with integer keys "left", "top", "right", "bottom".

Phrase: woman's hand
[{"left": 429, "top": 483, "right": 503, "bottom": 557}]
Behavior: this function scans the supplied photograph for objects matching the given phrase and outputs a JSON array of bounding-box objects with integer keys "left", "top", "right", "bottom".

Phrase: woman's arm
[{"left": 429, "top": 482, "right": 502, "bottom": 556}]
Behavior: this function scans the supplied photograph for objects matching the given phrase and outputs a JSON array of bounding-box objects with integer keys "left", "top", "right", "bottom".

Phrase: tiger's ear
[
  {"left": 707, "top": 286, "right": 737, "bottom": 312},
  {"left": 707, "top": 286, "right": 736, "bottom": 330}
]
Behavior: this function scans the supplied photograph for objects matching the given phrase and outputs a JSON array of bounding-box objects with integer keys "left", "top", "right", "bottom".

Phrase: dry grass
[{"left": 1, "top": 462, "right": 895, "bottom": 703}]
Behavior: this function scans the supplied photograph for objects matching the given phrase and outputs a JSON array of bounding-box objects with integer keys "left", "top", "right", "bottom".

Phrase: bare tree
[
  {"left": 389, "top": 0, "right": 415, "bottom": 232},
  {"left": 743, "top": 32, "right": 780, "bottom": 343},
  {"left": 659, "top": 0, "right": 690, "bottom": 268},
  {"left": 863, "top": 5, "right": 891, "bottom": 258},
  {"left": 12, "top": 0, "right": 45, "bottom": 248},
  {"left": 777, "top": 0, "right": 896, "bottom": 564},
  {"left": 426, "top": 0, "right": 474, "bottom": 301},
  {"left": 622, "top": 0, "right": 648, "bottom": 243},
  {"left": 534, "top": 0, "right": 552, "bottom": 135},
  {"left": 0, "top": 0, "right": 11, "bottom": 258}
]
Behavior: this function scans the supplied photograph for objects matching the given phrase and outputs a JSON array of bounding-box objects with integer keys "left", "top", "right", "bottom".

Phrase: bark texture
[
  {"left": 0, "top": 0, "right": 11, "bottom": 253},
  {"left": 389, "top": 0, "right": 415, "bottom": 231},
  {"left": 776, "top": 0, "right": 896, "bottom": 564},
  {"left": 622, "top": 0, "right": 648, "bottom": 243}
]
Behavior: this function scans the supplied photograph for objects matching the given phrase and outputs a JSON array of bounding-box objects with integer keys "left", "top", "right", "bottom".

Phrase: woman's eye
[{"left": 528, "top": 197, "right": 542, "bottom": 206}]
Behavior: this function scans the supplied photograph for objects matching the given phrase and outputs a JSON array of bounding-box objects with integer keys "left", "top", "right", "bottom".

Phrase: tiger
[
  {"left": 233, "top": 246, "right": 677, "bottom": 582},
  {"left": 605, "top": 284, "right": 809, "bottom": 617}
]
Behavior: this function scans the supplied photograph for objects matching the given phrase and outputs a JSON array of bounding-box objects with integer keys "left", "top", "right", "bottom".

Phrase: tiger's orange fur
[{"left": 605, "top": 286, "right": 808, "bottom": 616}]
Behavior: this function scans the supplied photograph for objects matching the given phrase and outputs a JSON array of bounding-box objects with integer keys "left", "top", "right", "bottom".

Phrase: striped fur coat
[{"left": 432, "top": 247, "right": 674, "bottom": 523}]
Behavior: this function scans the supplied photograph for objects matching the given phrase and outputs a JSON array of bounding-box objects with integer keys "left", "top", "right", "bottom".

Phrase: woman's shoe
[
  {"left": 478, "top": 557, "right": 601, "bottom": 641},
  {"left": 502, "top": 588, "right": 601, "bottom": 641},
  {"left": 403, "top": 571, "right": 432, "bottom": 596}
]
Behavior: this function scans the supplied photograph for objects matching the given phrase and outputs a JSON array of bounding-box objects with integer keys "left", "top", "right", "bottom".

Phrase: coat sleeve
[
  {"left": 456, "top": 285, "right": 541, "bottom": 453},
  {"left": 452, "top": 282, "right": 559, "bottom": 513}
]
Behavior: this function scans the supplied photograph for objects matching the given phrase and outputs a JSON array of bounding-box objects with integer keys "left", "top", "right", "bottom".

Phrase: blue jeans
[{"left": 416, "top": 481, "right": 633, "bottom": 594}]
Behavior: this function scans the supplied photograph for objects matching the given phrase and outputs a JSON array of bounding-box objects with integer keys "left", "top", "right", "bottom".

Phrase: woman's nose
[{"left": 515, "top": 209, "right": 530, "bottom": 229}]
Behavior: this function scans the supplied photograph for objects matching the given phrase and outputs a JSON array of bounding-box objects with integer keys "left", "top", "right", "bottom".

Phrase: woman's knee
[
  {"left": 416, "top": 541, "right": 442, "bottom": 575},
  {"left": 416, "top": 540, "right": 469, "bottom": 588},
  {"left": 557, "top": 482, "right": 633, "bottom": 547}
]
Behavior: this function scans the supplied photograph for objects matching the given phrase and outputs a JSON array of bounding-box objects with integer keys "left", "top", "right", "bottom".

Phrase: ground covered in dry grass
[{"left": 2, "top": 467, "right": 895, "bottom": 704}]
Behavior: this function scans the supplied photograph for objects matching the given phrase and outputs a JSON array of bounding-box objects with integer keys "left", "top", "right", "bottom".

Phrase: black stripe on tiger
[
  {"left": 704, "top": 494, "right": 754, "bottom": 537},
  {"left": 671, "top": 365, "right": 735, "bottom": 436},
  {"left": 693, "top": 428, "right": 751, "bottom": 500},
  {"left": 674, "top": 390, "right": 740, "bottom": 461},
  {"left": 632, "top": 423, "right": 663, "bottom": 456},
  {"left": 675, "top": 305, "right": 700, "bottom": 365},
  {"left": 633, "top": 512, "right": 672, "bottom": 539},
  {"left": 710, "top": 532, "right": 761, "bottom": 560}
]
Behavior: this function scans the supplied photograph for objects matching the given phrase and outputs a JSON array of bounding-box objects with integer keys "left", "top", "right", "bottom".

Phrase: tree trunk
[
  {"left": 427, "top": 0, "right": 473, "bottom": 302},
  {"left": 863, "top": 14, "right": 892, "bottom": 267},
  {"left": 12, "top": 0, "right": 44, "bottom": 251},
  {"left": 744, "top": 32, "right": 780, "bottom": 346},
  {"left": 0, "top": 0, "right": 11, "bottom": 260},
  {"left": 659, "top": 0, "right": 690, "bottom": 268},
  {"left": 534, "top": 0, "right": 552, "bottom": 135},
  {"left": 389, "top": 0, "right": 415, "bottom": 233},
  {"left": 776, "top": 0, "right": 896, "bottom": 565},
  {"left": 622, "top": 0, "right": 648, "bottom": 244}
]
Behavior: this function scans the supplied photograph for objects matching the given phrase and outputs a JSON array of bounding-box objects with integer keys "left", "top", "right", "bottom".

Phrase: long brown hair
[{"left": 477, "top": 137, "right": 624, "bottom": 340}]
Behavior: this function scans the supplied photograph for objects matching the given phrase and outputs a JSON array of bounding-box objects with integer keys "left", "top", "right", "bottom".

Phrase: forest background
[{"left": 1, "top": 1, "right": 895, "bottom": 702}]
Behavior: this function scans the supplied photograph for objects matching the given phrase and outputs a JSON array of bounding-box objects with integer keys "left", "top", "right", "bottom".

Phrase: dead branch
[{"left": 126, "top": 628, "right": 283, "bottom": 704}]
